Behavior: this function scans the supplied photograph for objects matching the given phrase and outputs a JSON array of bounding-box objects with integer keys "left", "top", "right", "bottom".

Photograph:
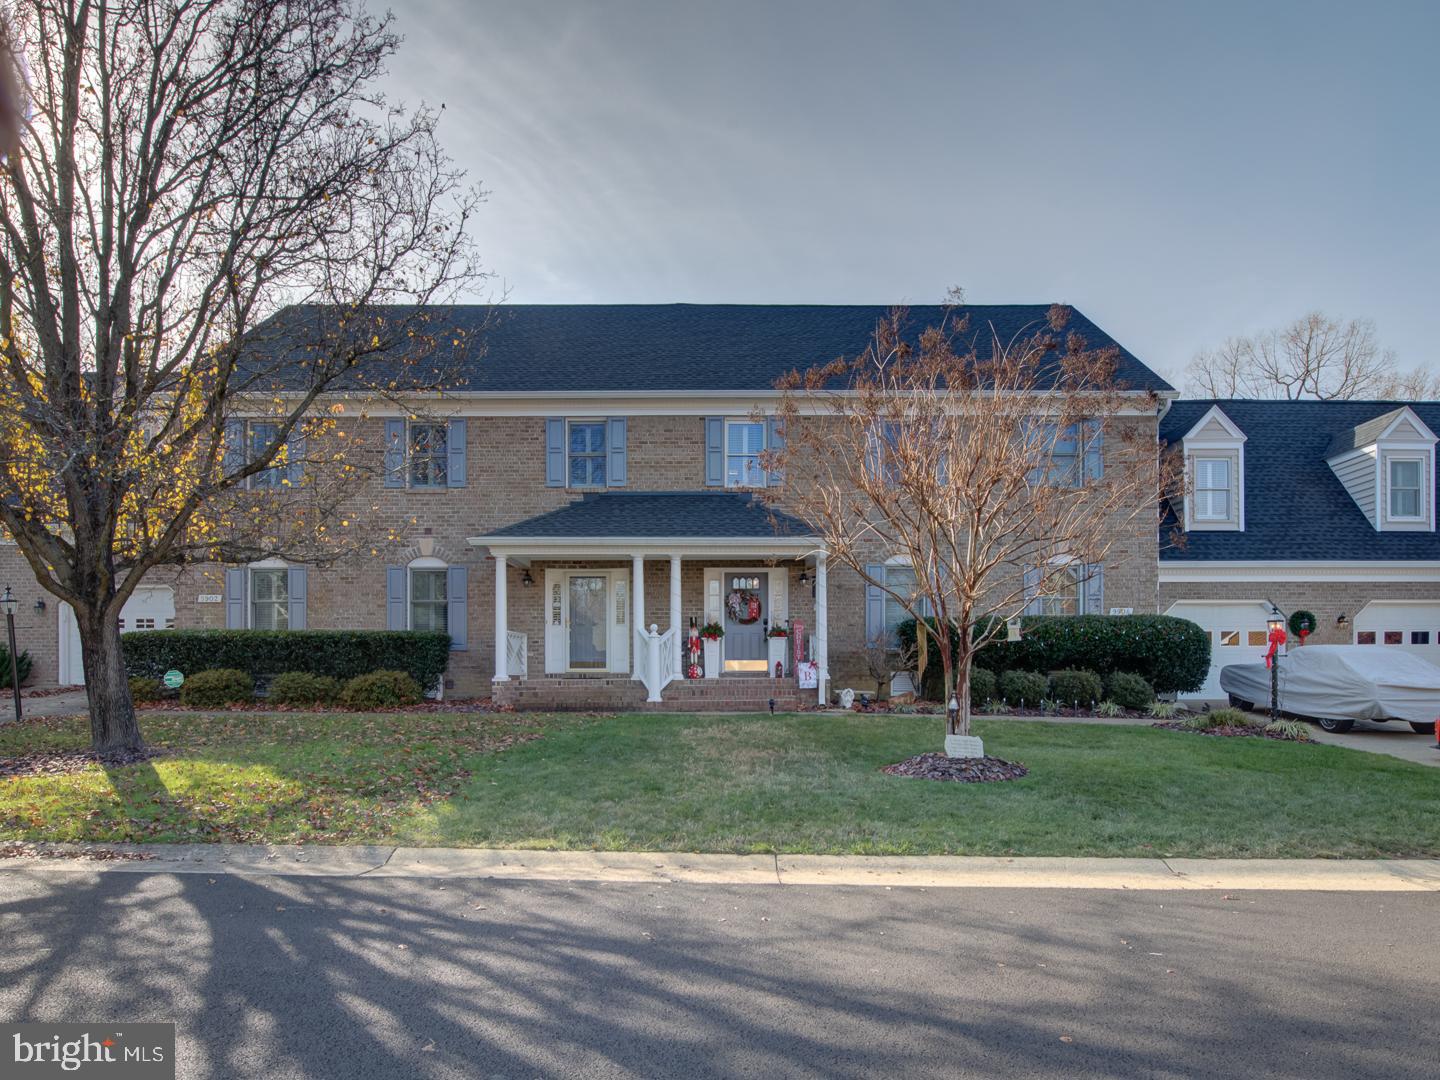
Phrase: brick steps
[{"left": 493, "top": 675, "right": 806, "bottom": 712}]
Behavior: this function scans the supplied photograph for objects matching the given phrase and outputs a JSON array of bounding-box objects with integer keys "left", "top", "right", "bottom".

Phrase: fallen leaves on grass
[{"left": 0, "top": 746, "right": 168, "bottom": 779}]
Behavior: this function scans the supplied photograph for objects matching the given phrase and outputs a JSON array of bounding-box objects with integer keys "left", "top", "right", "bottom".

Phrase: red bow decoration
[{"left": 1265, "top": 626, "right": 1287, "bottom": 668}]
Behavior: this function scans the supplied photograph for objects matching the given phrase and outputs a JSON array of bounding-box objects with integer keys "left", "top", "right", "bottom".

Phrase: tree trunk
[
  {"left": 78, "top": 608, "right": 143, "bottom": 754},
  {"left": 954, "top": 656, "right": 972, "bottom": 738}
]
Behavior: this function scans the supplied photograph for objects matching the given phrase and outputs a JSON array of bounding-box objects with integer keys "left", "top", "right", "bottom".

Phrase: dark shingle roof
[
  {"left": 1323, "top": 406, "right": 1414, "bottom": 459},
  {"left": 1160, "top": 400, "right": 1440, "bottom": 561},
  {"left": 237, "top": 303, "right": 1173, "bottom": 394},
  {"left": 480, "top": 491, "right": 814, "bottom": 540}
]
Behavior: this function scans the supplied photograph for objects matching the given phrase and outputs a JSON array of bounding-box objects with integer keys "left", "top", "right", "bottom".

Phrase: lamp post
[
  {"left": 1, "top": 586, "right": 20, "bottom": 722},
  {"left": 1266, "top": 605, "right": 1287, "bottom": 724}
]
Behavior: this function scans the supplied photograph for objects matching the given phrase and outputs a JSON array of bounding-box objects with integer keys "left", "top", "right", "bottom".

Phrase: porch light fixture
[
  {"left": 1336, "top": 613, "right": 1349, "bottom": 628},
  {"left": 520, "top": 569, "right": 534, "bottom": 587},
  {"left": 797, "top": 569, "right": 811, "bottom": 586}
]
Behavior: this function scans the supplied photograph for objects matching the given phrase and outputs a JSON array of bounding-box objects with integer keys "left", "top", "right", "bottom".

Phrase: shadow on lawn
[{"left": 0, "top": 871, "right": 1431, "bottom": 1078}]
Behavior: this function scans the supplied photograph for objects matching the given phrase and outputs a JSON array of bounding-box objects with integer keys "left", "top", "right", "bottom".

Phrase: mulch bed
[
  {"left": 20, "top": 687, "right": 83, "bottom": 700},
  {"left": 0, "top": 746, "right": 169, "bottom": 780},
  {"left": 0, "top": 842, "right": 152, "bottom": 861},
  {"left": 882, "top": 753, "right": 1029, "bottom": 783},
  {"left": 1151, "top": 721, "right": 1299, "bottom": 741}
]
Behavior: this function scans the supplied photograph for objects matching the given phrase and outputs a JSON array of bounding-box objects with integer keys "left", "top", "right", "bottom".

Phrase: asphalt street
[{"left": 0, "top": 872, "right": 1434, "bottom": 1079}]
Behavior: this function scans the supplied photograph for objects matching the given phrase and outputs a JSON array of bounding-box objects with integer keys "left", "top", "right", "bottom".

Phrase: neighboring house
[
  {"left": 3, "top": 303, "right": 1174, "bottom": 706},
  {"left": 1159, "top": 400, "right": 1440, "bottom": 699}
]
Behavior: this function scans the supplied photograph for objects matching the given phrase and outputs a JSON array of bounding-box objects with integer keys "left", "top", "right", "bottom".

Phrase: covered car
[{"left": 1218, "top": 644, "right": 1440, "bottom": 734}]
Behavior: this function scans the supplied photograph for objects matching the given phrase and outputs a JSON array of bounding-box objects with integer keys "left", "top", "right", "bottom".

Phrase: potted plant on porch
[{"left": 700, "top": 621, "right": 724, "bottom": 678}]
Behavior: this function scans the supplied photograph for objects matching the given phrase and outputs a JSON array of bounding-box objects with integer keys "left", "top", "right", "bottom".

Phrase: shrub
[
  {"left": 267, "top": 672, "right": 341, "bottom": 707},
  {"left": 896, "top": 614, "right": 1210, "bottom": 695},
  {"left": 968, "top": 667, "right": 997, "bottom": 708},
  {"left": 128, "top": 676, "right": 163, "bottom": 702},
  {"left": 122, "top": 630, "right": 449, "bottom": 691},
  {"left": 339, "top": 670, "right": 421, "bottom": 709},
  {"left": 1105, "top": 671, "right": 1155, "bottom": 711},
  {"left": 179, "top": 668, "right": 255, "bottom": 708},
  {"left": 1048, "top": 669, "right": 1104, "bottom": 707},
  {"left": 1183, "top": 707, "right": 1255, "bottom": 730},
  {"left": 1095, "top": 700, "right": 1124, "bottom": 717},
  {"left": 998, "top": 669, "right": 1047, "bottom": 707},
  {"left": 1148, "top": 700, "right": 1180, "bottom": 719},
  {"left": 1265, "top": 719, "right": 1312, "bottom": 742},
  {"left": 0, "top": 643, "right": 32, "bottom": 689}
]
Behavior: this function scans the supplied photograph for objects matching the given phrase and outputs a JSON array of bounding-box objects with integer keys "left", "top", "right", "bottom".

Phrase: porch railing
[
  {"left": 506, "top": 630, "right": 528, "bottom": 679},
  {"left": 634, "top": 624, "right": 678, "bottom": 702}
]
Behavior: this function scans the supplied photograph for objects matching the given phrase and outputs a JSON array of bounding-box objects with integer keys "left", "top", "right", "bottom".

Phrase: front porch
[{"left": 469, "top": 492, "right": 829, "bottom": 709}]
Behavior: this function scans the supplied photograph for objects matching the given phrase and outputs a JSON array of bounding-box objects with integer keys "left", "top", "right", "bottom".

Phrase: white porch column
[
  {"left": 493, "top": 555, "right": 509, "bottom": 682},
  {"left": 632, "top": 554, "right": 645, "bottom": 679},
  {"left": 669, "top": 554, "right": 683, "bottom": 680},
  {"left": 814, "top": 553, "right": 829, "bottom": 705}
]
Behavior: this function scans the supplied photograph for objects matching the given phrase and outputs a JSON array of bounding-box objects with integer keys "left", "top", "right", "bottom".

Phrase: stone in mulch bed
[
  {"left": 0, "top": 843, "right": 151, "bottom": 861},
  {"left": 882, "top": 753, "right": 1029, "bottom": 782},
  {"left": 0, "top": 746, "right": 168, "bottom": 780},
  {"left": 1151, "top": 722, "right": 1296, "bottom": 741}
]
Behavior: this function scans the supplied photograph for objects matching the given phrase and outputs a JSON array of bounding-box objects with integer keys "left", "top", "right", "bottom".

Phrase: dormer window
[
  {"left": 1387, "top": 457, "right": 1424, "bottom": 521},
  {"left": 1193, "top": 457, "right": 1233, "bottom": 521}
]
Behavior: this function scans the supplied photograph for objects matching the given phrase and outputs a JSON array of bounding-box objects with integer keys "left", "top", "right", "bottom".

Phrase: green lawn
[{"left": 1, "top": 710, "right": 1437, "bottom": 857}]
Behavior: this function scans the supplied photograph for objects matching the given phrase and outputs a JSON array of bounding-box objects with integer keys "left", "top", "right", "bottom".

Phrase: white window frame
[
  {"left": 1192, "top": 456, "right": 1233, "bottom": 522},
  {"left": 407, "top": 557, "right": 449, "bottom": 633},
  {"left": 566, "top": 419, "right": 608, "bottom": 488},
  {"left": 724, "top": 419, "right": 767, "bottom": 489},
  {"left": 249, "top": 561, "right": 290, "bottom": 630},
  {"left": 1386, "top": 456, "right": 1425, "bottom": 522},
  {"left": 1180, "top": 406, "right": 1246, "bottom": 532}
]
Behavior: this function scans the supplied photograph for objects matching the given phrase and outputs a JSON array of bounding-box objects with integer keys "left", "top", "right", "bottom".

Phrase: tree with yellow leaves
[{"left": 0, "top": 0, "right": 485, "bottom": 752}]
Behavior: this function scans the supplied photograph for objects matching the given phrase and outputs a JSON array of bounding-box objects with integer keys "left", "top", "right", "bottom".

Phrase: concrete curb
[{"left": 3, "top": 843, "right": 1439, "bottom": 890}]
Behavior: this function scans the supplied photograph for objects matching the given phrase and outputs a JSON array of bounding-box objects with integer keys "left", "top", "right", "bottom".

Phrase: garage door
[
  {"left": 1353, "top": 602, "right": 1440, "bottom": 665},
  {"left": 58, "top": 586, "right": 176, "bottom": 686},
  {"left": 1164, "top": 600, "right": 1273, "bottom": 700}
]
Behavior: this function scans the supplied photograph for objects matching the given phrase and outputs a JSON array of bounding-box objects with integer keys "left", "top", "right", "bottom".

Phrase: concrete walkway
[
  {"left": 6, "top": 688, "right": 87, "bottom": 720},
  {"left": 4, "top": 843, "right": 1439, "bottom": 891}
]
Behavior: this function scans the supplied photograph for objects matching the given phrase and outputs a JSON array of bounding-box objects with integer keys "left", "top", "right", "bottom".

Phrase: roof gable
[
  {"left": 1182, "top": 405, "right": 1246, "bottom": 443},
  {"left": 1325, "top": 405, "right": 1437, "bottom": 459}
]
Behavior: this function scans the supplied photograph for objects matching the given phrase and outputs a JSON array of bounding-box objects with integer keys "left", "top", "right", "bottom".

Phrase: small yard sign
[{"left": 163, "top": 669, "right": 184, "bottom": 690}]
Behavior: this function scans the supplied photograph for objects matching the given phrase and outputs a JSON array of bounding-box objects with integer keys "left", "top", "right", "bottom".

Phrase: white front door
[
  {"left": 1164, "top": 600, "right": 1272, "bottom": 701},
  {"left": 1353, "top": 602, "right": 1440, "bottom": 664},
  {"left": 543, "top": 569, "right": 630, "bottom": 674},
  {"left": 58, "top": 586, "right": 176, "bottom": 686}
]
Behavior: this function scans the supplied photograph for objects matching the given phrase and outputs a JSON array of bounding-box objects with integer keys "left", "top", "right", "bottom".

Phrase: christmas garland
[{"left": 725, "top": 589, "right": 762, "bottom": 625}]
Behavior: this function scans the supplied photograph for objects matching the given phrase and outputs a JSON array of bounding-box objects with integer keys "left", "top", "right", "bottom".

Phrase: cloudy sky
[{"left": 382, "top": 0, "right": 1438, "bottom": 385}]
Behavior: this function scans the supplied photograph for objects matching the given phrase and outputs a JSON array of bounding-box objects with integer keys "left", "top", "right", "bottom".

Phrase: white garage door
[
  {"left": 1164, "top": 600, "right": 1273, "bottom": 701},
  {"left": 1353, "top": 602, "right": 1440, "bottom": 665},
  {"left": 58, "top": 586, "right": 176, "bottom": 686}
]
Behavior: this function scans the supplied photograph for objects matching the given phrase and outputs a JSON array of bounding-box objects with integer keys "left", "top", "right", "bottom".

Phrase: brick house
[{"left": 7, "top": 304, "right": 1434, "bottom": 707}]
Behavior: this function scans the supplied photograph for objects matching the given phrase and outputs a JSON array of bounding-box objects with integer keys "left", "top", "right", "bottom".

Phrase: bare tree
[
  {"left": 0, "top": 0, "right": 484, "bottom": 752},
  {"left": 767, "top": 300, "right": 1170, "bottom": 751},
  {"left": 1185, "top": 312, "right": 1434, "bottom": 400}
]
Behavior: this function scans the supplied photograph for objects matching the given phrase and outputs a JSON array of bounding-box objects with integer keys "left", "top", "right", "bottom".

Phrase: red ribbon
[{"left": 1265, "top": 626, "right": 1287, "bottom": 668}]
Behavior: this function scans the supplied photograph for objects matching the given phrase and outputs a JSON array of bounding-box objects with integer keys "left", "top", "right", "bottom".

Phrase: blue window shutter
[
  {"left": 286, "top": 427, "right": 305, "bottom": 487},
  {"left": 704, "top": 417, "right": 724, "bottom": 486},
  {"left": 447, "top": 565, "right": 468, "bottom": 650},
  {"left": 383, "top": 419, "right": 406, "bottom": 488},
  {"left": 1083, "top": 421, "right": 1104, "bottom": 483},
  {"left": 225, "top": 568, "right": 247, "bottom": 629},
  {"left": 607, "top": 417, "right": 627, "bottom": 487},
  {"left": 287, "top": 567, "right": 307, "bottom": 629},
  {"left": 223, "top": 419, "right": 245, "bottom": 478},
  {"left": 766, "top": 417, "right": 784, "bottom": 486},
  {"left": 1084, "top": 564, "right": 1104, "bottom": 615},
  {"left": 1023, "top": 566, "right": 1043, "bottom": 616},
  {"left": 447, "top": 419, "right": 467, "bottom": 488},
  {"left": 545, "top": 418, "right": 566, "bottom": 487},
  {"left": 864, "top": 564, "right": 886, "bottom": 644},
  {"left": 386, "top": 566, "right": 407, "bottom": 630}
]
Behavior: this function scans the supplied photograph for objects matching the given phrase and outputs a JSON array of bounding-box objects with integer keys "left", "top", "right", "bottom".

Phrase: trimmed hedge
[
  {"left": 128, "top": 676, "right": 163, "bottom": 703},
  {"left": 268, "top": 672, "right": 341, "bottom": 707},
  {"left": 0, "top": 644, "right": 31, "bottom": 689},
  {"left": 999, "top": 670, "right": 1047, "bottom": 707},
  {"left": 896, "top": 614, "right": 1210, "bottom": 696},
  {"left": 180, "top": 668, "right": 255, "bottom": 708},
  {"left": 340, "top": 670, "right": 422, "bottom": 709},
  {"left": 1049, "top": 669, "right": 1103, "bottom": 707},
  {"left": 122, "top": 630, "right": 450, "bottom": 690}
]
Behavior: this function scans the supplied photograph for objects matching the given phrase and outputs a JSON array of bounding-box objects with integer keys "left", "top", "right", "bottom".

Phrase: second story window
[
  {"left": 1193, "top": 457, "right": 1233, "bottom": 521},
  {"left": 384, "top": 418, "right": 466, "bottom": 490},
  {"left": 1027, "top": 421, "right": 1102, "bottom": 488},
  {"left": 408, "top": 422, "right": 449, "bottom": 488},
  {"left": 726, "top": 420, "right": 766, "bottom": 487},
  {"left": 569, "top": 421, "right": 607, "bottom": 487},
  {"left": 248, "top": 422, "right": 285, "bottom": 489},
  {"left": 1388, "top": 457, "right": 1424, "bottom": 520}
]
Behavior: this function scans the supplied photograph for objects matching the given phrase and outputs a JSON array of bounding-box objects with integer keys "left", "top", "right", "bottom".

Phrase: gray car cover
[{"left": 1218, "top": 644, "right": 1440, "bottom": 722}]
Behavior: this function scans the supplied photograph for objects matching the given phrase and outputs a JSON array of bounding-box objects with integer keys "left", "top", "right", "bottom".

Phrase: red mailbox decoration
[{"left": 1265, "top": 625, "right": 1287, "bottom": 668}]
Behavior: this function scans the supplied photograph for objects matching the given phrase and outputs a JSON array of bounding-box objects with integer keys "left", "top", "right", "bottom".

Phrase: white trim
[
  {"left": 1383, "top": 454, "right": 1427, "bottom": 523},
  {"left": 406, "top": 563, "right": 449, "bottom": 633},
  {"left": 1375, "top": 405, "right": 1439, "bottom": 445},
  {"left": 723, "top": 417, "right": 768, "bottom": 490},
  {"left": 1160, "top": 560, "right": 1440, "bottom": 583},
  {"left": 1180, "top": 406, "right": 1245, "bottom": 532},
  {"left": 470, "top": 536, "right": 820, "bottom": 562},
  {"left": 1180, "top": 405, "right": 1247, "bottom": 444}
]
